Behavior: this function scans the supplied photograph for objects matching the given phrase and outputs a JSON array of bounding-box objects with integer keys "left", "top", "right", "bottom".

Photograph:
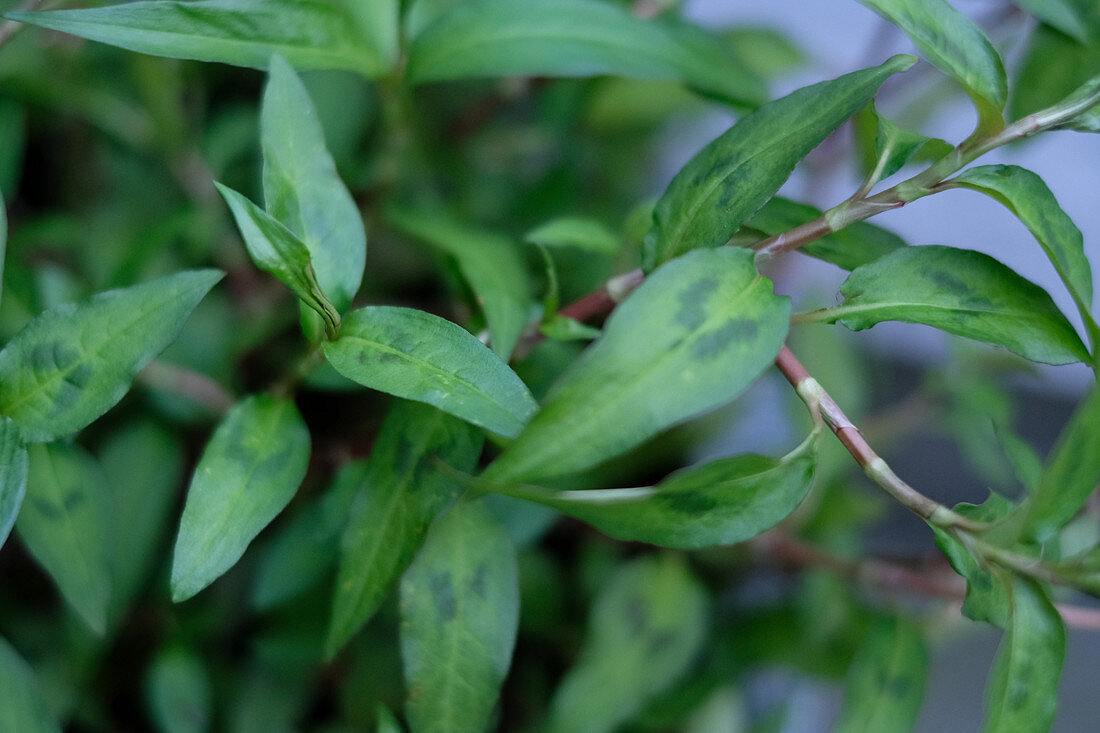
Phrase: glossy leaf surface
[
  {"left": 646, "top": 55, "right": 913, "bottom": 268},
  {"left": 0, "top": 269, "right": 221, "bottom": 442},
  {"left": 0, "top": 636, "right": 60, "bottom": 733},
  {"left": 400, "top": 500, "right": 519, "bottom": 733},
  {"left": 810, "top": 245, "right": 1090, "bottom": 365},
  {"left": 328, "top": 402, "right": 482, "bottom": 656},
  {"left": 323, "top": 306, "right": 538, "bottom": 437},
  {"left": 0, "top": 417, "right": 27, "bottom": 551},
  {"left": 834, "top": 617, "right": 928, "bottom": 733},
  {"left": 483, "top": 248, "right": 789, "bottom": 484},
  {"left": 171, "top": 395, "right": 310, "bottom": 602}
]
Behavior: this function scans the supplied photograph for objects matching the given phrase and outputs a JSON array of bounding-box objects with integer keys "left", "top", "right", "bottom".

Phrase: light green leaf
[
  {"left": 215, "top": 182, "right": 340, "bottom": 334},
  {"left": 336, "top": 0, "right": 399, "bottom": 73},
  {"left": 146, "top": 646, "right": 212, "bottom": 733},
  {"left": 855, "top": 0, "right": 1007, "bottom": 129},
  {"left": 953, "top": 165, "right": 1095, "bottom": 333},
  {"left": 493, "top": 443, "right": 814, "bottom": 549},
  {"left": 646, "top": 55, "right": 914, "bottom": 269},
  {"left": 525, "top": 217, "right": 621, "bottom": 256},
  {"left": 482, "top": 248, "right": 789, "bottom": 485},
  {"left": 545, "top": 555, "right": 707, "bottom": 733},
  {"left": 1012, "top": 0, "right": 1091, "bottom": 42},
  {"left": 746, "top": 196, "right": 907, "bottom": 270},
  {"left": 0, "top": 417, "right": 27, "bottom": 551},
  {"left": 932, "top": 495, "right": 1016, "bottom": 627},
  {"left": 804, "top": 245, "right": 1090, "bottom": 365},
  {"left": 328, "top": 402, "right": 482, "bottom": 656},
  {"left": 377, "top": 705, "right": 405, "bottom": 733},
  {"left": 0, "top": 269, "right": 222, "bottom": 442},
  {"left": 16, "top": 443, "right": 113, "bottom": 634},
  {"left": 171, "top": 394, "right": 310, "bottom": 602},
  {"left": 6, "top": 0, "right": 390, "bottom": 77},
  {"left": 386, "top": 205, "right": 530, "bottom": 360},
  {"left": 406, "top": 0, "right": 765, "bottom": 106},
  {"left": 400, "top": 500, "right": 519, "bottom": 733},
  {"left": 982, "top": 578, "right": 1064, "bottom": 733},
  {"left": 833, "top": 617, "right": 928, "bottom": 733},
  {"left": 871, "top": 106, "right": 949, "bottom": 181},
  {"left": 262, "top": 54, "right": 366, "bottom": 314},
  {"left": 322, "top": 306, "right": 538, "bottom": 437},
  {"left": 0, "top": 636, "right": 60, "bottom": 733},
  {"left": 539, "top": 315, "right": 601, "bottom": 342}
]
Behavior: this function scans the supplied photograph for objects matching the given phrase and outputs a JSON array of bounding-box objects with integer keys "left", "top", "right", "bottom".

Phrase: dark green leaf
[
  {"left": 386, "top": 205, "right": 530, "bottom": 360},
  {"left": 545, "top": 555, "right": 708, "bottom": 733},
  {"left": 262, "top": 54, "right": 366, "bottom": 313},
  {"left": 322, "top": 306, "right": 538, "bottom": 437},
  {"left": 982, "top": 577, "right": 1065, "bottom": 733},
  {"left": 525, "top": 217, "right": 621, "bottom": 256},
  {"left": 327, "top": 402, "right": 482, "bottom": 656},
  {"left": 1057, "top": 74, "right": 1100, "bottom": 133},
  {"left": 1012, "top": 26, "right": 1100, "bottom": 122},
  {"left": 855, "top": 0, "right": 1007, "bottom": 128},
  {"left": 746, "top": 196, "right": 907, "bottom": 270},
  {"left": 146, "top": 646, "right": 212, "bottom": 733},
  {"left": 1012, "top": 0, "right": 1091, "bottom": 42},
  {"left": 377, "top": 705, "right": 404, "bottom": 733},
  {"left": 483, "top": 248, "right": 789, "bottom": 485},
  {"left": 833, "top": 617, "right": 928, "bottom": 733},
  {"left": 0, "top": 417, "right": 27, "bottom": 551},
  {"left": 871, "top": 106, "right": 949, "bottom": 181},
  {"left": 406, "top": 0, "right": 765, "bottom": 106},
  {"left": 932, "top": 495, "right": 1016, "bottom": 627},
  {"left": 494, "top": 442, "right": 814, "bottom": 549},
  {"left": 0, "top": 269, "right": 222, "bottom": 442},
  {"left": 7, "top": 0, "right": 391, "bottom": 77},
  {"left": 646, "top": 55, "right": 914, "bottom": 269},
  {"left": 16, "top": 443, "right": 113, "bottom": 633},
  {"left": 400, "top": 500, "right": 519, "bottom": 733},
  {"left": 0, "top": 188, "right": 6, "bottom": 308},
  {"left": 171, "top": 394, "right": 310, "bottom": 602},
  {"left": 0, "top": 636, "right": 60, "bottom": 733},
  {"left": 805, "top": 245, "right": 1090, "bottom": 365}
]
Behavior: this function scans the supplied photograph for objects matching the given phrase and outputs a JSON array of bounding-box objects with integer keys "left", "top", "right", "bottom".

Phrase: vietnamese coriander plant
[{"left": 0, "top": 0, "right": 1099, "bottom": 731}]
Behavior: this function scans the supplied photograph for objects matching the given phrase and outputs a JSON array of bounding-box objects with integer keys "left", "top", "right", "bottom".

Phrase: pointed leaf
[
  {"left": 483, "top": 248, "right": 789, "bottom": 485},
  {"left": 871, "top": 107, "right": 949, "bottom": 181},
  {"left": 171, "top": 394, "right": 310, "bottom": 602},
  {"left": 406, "top": 0, "right": 765, "bottom": 106},
  {"left": 646, "top": 55, "right": 914, "bottom": 269},
  {"left": 526, "top": 217, "right": 621, "bottom": 256},
  {"left": 16, "top": 443, "right": 113, "bottom": 633},
  {"left": 146, "top": 646, "right": 212, "bottom": 733},
  {"left": 495, "top": 443, "right": 814, "bottom": 548},
  {"left": 6, "top": 0, "right": 391, "bottom": 77},
  {"left": 855, "top": 0, "right": 1007, "bottom": 128},
  {"left": 833, "top": 617, "right": 928, "bottom": 733},
  {"left": 322, "top": 306, "right": 538, "bottom": 437},
  {"left": 0, "top": 636, "right": 60, "bottom": 733},
  {"left": 328, "top": 402, "right": 482, "bottom": 656},
  {"left": 0, "top": 269, "right": 222, "bottom": 442},
  {"left": 807, "top": 245, "right": 1090, "bottom": 365},
  {"left": 932, "top": 495, "right": 1016, "bottom": 627},
  {"left": 545, "top": 555, "right": 708, "bottom": 733},
  {"left": 982, "top": 577, "right": 1064, "bottom": 733},
  {"left": 387, "top": 206, "right": 530, "bottom": 360},
  {"left": 262, "top": 55, "right": 366, "bottom": 313},
  {"left": 400, "top": 500, "right": 519, "bottom": 733},
  {"left": 0, "top": 417, "right": 27, "bottom": 551}
]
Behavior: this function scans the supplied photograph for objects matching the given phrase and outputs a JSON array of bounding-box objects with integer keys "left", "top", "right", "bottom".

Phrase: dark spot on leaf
[
  {"left": 675, "top": 277, "right": 719, "bottom": 330},
  {"left": 429, "top": 571, "right": 456, "bottom": 622},
  {"left": 63, "top": 490, "right": 84, "bottom": 513},
  {"left": 657, "top": 490, "right": 720, "bottom": 515},
  {"left": 691, "top": 318, "right": 758, "bottom": 359},
  {"left": 626, "top": 596, "right": 648, "bottom": 634},
  {"left": 470, "top": 562, "right": 489, "bottom": 599},
  {"left": 648, "top": 630, "right": 678, "bottom": 655},
  {"left": 64, "top": 363, "right": 93, "bottom": 390},
  {"left": 31, "top": 496, "right": 62, "bottom": 521},
  {"left": 927, "top": 270, "right": 970, "bottom": 296}
]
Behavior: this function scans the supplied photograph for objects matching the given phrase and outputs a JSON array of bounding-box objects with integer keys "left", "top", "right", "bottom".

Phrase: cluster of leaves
[{"left": 0, "top": 0, "right": 1098, "bottom": 731}]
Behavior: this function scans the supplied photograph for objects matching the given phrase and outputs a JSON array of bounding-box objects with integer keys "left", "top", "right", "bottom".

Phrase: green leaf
[
  {"left": 982, "top": 577, "right": 1065, "bottom": 733},
  {"left": 833, "top": 617, "right": 928, "bottom": 733},
  {"left": 16, "top": 443, "right": 113, "bottom": 634},
  {"left": 1012, "top": 26, "right": 1100, "bottom": 122},
  {"left": 545, "top": 555, "right": 708, "bottom": 733},
  {"left": 170, "top": 394, "right": 310, "bottom": 602},
  {"left": 805, "top": 245, "right": 1090, "bottom": 365},
  {"left": 146, "top": 646, "right": 212, "bottom": 733},
  {"left": 336, "top": 0, "right": 399, "bottom": 73},
  {"left": 746, "top": 196, "right": 907, "bottom": 270},
  {"left": 0, "top": 417, "right": 28, "bottom": 551},
  {"left": 386, "top": 206, "right": 530, "bottom": 360},
  {"left": 953, "top": 165, "right": 1095, "bottom": 335},
  {"left": 1017, "top": 383, "right": 1100, "bottom": 541},
  {"left": 6, "top": 0, "right": 391, "bottom": 77},
  {"left": 215, "top": 182, "right": 340, "bottom": 335},
  {"left": 854, "top": 0, "right": 1007, "bottom": 129},
  {"left": 482, "top": 248, "right": 789, "bottom": 485},
  {"left": 493, "top": 442, "right": 814, "bottom": 549},
  {"left": 870, "top": 106, "right": 949, "bottom": 181},
  {"left": 0, "top": 188, "right": 6, "bottom": 308},
  {"left": 932, "top": 495, "right": 1016, "bottom": 627},
  {"left": 1013, "top": 0, "right": 1091, "bottom": 42},
  {"left": 261, "top": 54, "right": 366, "bottom": 314},
  {"left": 0, "top": 636, "right": 60, "bottom": 733},
  {"left": 327, "top": 402, "right": 482, "bottom": 656},
  {"left": 645, "top": 55, "right": 914, "bottom": 269},
  {"left": 399, "top": 500, "right": 519, "bottom": 733},
  {"left": 525, "top": 217, "right": 621, "bottom": 256},
  {"left": 322, "top": 306, "right": 538, "bottom": 438},
  {"left": 539, "top": 315, "right": 602, "bottom": 342},
  {"left": 406, "top": 0, "right": 766, "bottom": 107},
  {"left": 0, "top": 269, "right": 222, "bottom": 442}
]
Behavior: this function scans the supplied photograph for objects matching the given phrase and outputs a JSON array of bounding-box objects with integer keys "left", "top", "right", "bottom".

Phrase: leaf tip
[{"left": 887, "top": 54, "right": 918, "bottom": 73}]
